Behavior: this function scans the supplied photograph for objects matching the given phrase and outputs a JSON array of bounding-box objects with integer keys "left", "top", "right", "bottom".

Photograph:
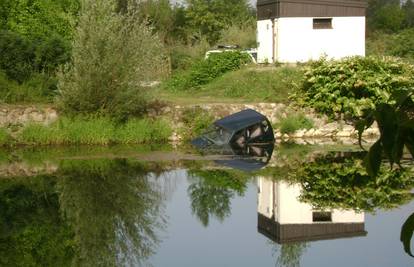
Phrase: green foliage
[
  {"left": 217, "top": 23, "right": 257, "bottom": 49},
  {"left": 180, "top": 107, "right": 214, "bottom": 140},
  {"left": 367, "top": 29, "right": 414, "bottom": 63},
  {"left": 57, "top": 0, "right": 168, "bottom": 119},
  {"left": 277, "top": 113, "right": 314, "bottom": 134},
  {"left": 18, "top": 117, "right": 172, "bottom": 145},
  {"left": 297, "top": 56, "right": 414, "bottom": 119},
  {"left": 4, "top": 0, "right": 79, "bottom": 40},
  {"left": 185, "top": 0, "right": 254, "bottom": 44},
  {"left": 293, "top": 153, "right": 414, "bottom": 212},
  {"left": 167, "top": 51, "right": 252, "bottom": 91}
]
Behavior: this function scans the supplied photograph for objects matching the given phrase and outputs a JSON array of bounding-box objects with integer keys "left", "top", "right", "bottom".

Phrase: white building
[
  {"left": 256, "top": 0, "right": 367, "bottom": 63},
  {"left": 257, "top": 177, "right": 366, "bottom": 243}
]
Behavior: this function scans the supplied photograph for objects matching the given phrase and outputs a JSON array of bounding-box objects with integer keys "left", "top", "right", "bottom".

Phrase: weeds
[
  {"left": 18, "top": 117, "right": 172, "bottom": 146},
  {"left": 277, "top": 113, "right": 314, "bottom": 134}
]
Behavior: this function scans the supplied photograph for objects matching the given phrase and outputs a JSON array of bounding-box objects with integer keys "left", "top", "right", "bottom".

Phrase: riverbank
[{"left": 0, "top": 102, "right": 379, "bottom": 146}]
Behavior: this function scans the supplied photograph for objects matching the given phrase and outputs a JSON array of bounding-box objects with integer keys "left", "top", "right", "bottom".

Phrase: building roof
[
  {"left": 258, "top": 213, "right": 367, "bottom": 244},
  {"left": 257, "top": 0, "right": 368, "bottom": 20},
  {"left": 214, "top": 109, "right": 268, "bottom": 133}
]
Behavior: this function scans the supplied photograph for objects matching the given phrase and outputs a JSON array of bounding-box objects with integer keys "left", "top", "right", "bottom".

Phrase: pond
[{"left": 0, "top": 143, "right": 413, "bottom": 267}]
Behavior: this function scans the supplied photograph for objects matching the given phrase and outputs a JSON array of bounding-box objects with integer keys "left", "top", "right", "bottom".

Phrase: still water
[{"left": 0, "top": 144, "right": 413, "bottom": 267}]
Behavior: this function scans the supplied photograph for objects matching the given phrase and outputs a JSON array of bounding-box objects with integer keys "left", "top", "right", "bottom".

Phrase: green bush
[
  {"left": 167, "top": 51, "right": 252, "bottom": 91},
  {"left": 57, "top": 0, "right": 168, "bottom": 120},
  {"left": 296, "top": 56, "right": 414, "bottom": 119},
  {"left": 277, "top": 113, "right": 314, "bottom": 134},
  {"left": 0, "top": 31, "right": 71, "bottom": 84}
]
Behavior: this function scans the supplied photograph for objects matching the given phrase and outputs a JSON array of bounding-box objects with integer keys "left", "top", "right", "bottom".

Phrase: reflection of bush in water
[
  {"left": 274, "top": 242, "right": 308, "bottom": 267},
  {"left": 294, "top": 153, "right": 414, "bottom": 211},
  {"left": 57, "top": 159, "right": 166, "bottom": 267},
  {"left": 0, "top": 175, "right": 74, "bottom": 267},
  {"left": 187, "top": 169, "right": 250, "bottom": 226}
]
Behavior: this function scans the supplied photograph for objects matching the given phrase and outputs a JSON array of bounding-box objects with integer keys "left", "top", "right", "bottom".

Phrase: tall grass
[{"left": 19, "top": 117, "right": 172, "bottom": 145}]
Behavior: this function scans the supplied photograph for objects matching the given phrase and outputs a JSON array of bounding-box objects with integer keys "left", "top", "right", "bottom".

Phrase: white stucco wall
[
  {"left": 256, "top": 20, "right": 274, "bottom": 63},
  {"left": 257, "top": 17, "right": 366, "bottom": 63}
]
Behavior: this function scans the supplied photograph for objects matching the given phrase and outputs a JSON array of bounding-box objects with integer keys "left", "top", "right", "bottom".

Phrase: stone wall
[
  {"left": 148, "top": 103, "right": 380, "bottom": 142},
  {"left": 0, "top": 105, "right": 58, "bottom": 126},
  {"left": 0, "top": 103, "right": 379, "bottom": 142}
]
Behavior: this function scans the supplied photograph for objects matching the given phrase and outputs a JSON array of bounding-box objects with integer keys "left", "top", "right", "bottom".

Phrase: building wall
[
  {"left": 256, "top": 16, "right": 365, "bottom": 63},
  {"left": 257, "top": 178, "right": 365, "bottom": 224},
  {"left": 257, "top": 20, "right": 274, "bottom": 63}
]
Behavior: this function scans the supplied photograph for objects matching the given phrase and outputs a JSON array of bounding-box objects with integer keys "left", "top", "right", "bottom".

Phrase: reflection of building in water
[{"left": 257, "top": 178, "right": 367, "bottom": 243}]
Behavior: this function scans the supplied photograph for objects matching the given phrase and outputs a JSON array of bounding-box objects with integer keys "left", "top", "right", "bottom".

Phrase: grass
[
  {"left": 276, "top": 113, "right": 314, "bottom": 134},
  {"left": 0, "top": 128, "right": 11, "bottom": 146},
  {"left": 160, "top": 66, "right": 304, "bottom": 103},
  {"left": 17, "top": 117, "right": 172, "bottom": 146}
]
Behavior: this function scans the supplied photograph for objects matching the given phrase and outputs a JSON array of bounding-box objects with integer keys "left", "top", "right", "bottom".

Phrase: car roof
[{"left": 214, "top": 109, "right": 267, "bottom": 132}]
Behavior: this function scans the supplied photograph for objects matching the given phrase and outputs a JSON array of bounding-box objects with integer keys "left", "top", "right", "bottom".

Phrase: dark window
[
  {"left": 313, "top": 212, "right": 332, "bottom": 222},
  {"left": 313, "top": 18, "right": 333, "bottom": 29}
]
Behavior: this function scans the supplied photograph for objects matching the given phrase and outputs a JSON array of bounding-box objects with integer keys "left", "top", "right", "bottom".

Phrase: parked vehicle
[
  {"left": 204, "top": 45, "right": 257, "bottom": 63},
  {"left": 192, "top": 109, "right": 275, "bottom": 149}
]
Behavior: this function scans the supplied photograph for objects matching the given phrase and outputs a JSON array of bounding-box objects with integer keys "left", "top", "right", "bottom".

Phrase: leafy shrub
[
  {"left": 277, "top": 113, "right": 314, "bottom": 134},
  {"left": 296, "top": 56, "right": 414, "bottom": 119},
  {"left": 57, "top": 0, "right": 168, "bottom": 120},
  {"left": 0, "top": 31, "right": 35, "bottom": 83},
  {"left": 167, "top": 51, "right": 252, "bottom": 91},
  {"left": 0, "top": 31, "right": 72, "bottom": 84}
]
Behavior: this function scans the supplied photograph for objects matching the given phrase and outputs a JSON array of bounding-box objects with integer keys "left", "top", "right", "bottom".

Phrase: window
[
  {"left": 313, "top": 212, "right": 332, "bottom": 222},
  {"left": 313, "top": 18, "right": 333, "bottom": 29}
]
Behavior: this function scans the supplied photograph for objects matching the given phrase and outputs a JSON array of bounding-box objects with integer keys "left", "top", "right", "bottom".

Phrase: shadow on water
[{"left": 0, "top": 143, "right": 413, "bottom": 266}]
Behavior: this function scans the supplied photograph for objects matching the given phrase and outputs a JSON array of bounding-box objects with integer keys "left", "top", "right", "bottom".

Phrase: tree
[
  {"left": 185, "top": 0, "right": 254, "bottom": 44},
  {"left": 370, "top": 3, "right": 406, "bottom": 32},
  {"left": 57, "top": 0, "right": 168, "bottom": 120},
  {"left": 403, "top": 0, "right": 414, "bottom": 28}
]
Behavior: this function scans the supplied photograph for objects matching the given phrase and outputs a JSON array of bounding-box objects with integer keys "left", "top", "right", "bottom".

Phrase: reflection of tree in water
[
  {"left": 293, "top": 152, "right": 414, "bottom": 212},
  {"left": 0, "top": 175, "right": 74, "bottom": 266},
  {"left": 187, "top": 169, "right": 249, "bottom": 226},
  {"left": 269, "top": 241, "right": 308, "bottom": 267},
  {"left": 57, "top": 159, "right": 166, "bottom": 267}
]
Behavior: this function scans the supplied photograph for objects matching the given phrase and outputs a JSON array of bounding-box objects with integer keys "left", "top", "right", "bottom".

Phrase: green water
[{"left": 0, "top": 144, "right": 413, "bottom": 267}]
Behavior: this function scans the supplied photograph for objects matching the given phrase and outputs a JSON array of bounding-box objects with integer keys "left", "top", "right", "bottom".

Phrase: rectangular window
[
  {"left": 313, "top": 18, "right": 333, "bottom": 29},
  {"left": 313, "top": 212, "right": 332, "bottom": 222}
]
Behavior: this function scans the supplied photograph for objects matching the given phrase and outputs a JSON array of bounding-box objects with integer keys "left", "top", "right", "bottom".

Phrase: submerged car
[{"left": 191, "top": 109, "right": 275, "bottom": 149}]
